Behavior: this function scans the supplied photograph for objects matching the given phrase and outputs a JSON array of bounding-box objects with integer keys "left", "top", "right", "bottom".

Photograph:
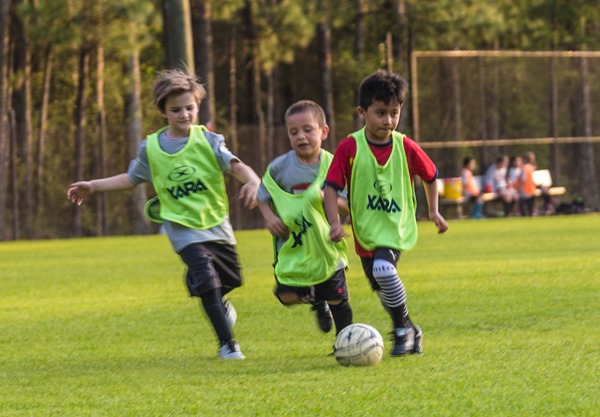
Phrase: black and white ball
[{"left": 334, "top": 323, "right": 384, "bottom": 366}]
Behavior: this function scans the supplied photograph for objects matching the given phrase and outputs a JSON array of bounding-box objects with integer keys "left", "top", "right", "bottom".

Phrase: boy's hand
[
  {"left": 265, "top": 217, "right": 289, "bottom": 238},
  {"left": 329, "top": 223, "right": 346, "bottom": 242},
  {"left": 430, "top": 211, "right": 449, "bottom": 234},
  {"left": 67, "top": 181, "right": 94, "bottom": 206},
  {"left": 239, "top": 180, "right": 259, "bottom": 208}
]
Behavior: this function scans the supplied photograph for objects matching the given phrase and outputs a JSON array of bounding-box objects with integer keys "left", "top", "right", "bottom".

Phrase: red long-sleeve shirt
[{"left": 325, "top": 135, "right": 438, "bottom": 258}]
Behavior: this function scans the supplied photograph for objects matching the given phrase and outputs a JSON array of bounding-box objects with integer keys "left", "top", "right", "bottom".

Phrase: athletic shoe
[
  {"left": 391, "top": 324, "right": 424, "bottom": 356},
  {"left": 218, "top": 339, "right": 245, "bottom": 360},
  {"left": 311, "top": 301, "right": 333, "bottom": 333},
  {"left": 413, "top": 324, "right": 423, "bottom": 354},
  {"left": 223, "top": 299, "right": 237, "bottom": 329}
]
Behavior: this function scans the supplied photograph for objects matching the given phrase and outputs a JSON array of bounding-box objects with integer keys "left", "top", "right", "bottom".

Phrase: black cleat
[
  {"left": 311, "top": 301, "right": 333, "bottom": 333},
  {"left": 413, "top": 324, "right": 423, "bottom": 354},
  {"left": 391, "top": 324, "right": 424, "bottom": 356}
]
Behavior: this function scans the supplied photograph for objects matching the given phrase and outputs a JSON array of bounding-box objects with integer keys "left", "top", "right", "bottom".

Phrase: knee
[
  {"left": 372, "top": 259, "right": 397, "bottom": 279},
  {"left": 276, "top": 292, "right": 303, "bottom": 305}
]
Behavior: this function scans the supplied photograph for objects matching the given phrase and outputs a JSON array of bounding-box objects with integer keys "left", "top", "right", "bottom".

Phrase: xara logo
[
  {"left": 366, "top": 180, "right": 400, "bottom": 213},
  {"left": 366, "top": 195, "right": 401, "bottom": 213},
  {"left": 167, "top": 180, "right": 209, "bottom": 199},
  {"left": 168, "top": 165, "right": 197, "bottom": 182},
  {"left": 290, "top": 215, "right": 313, "bottom": 248},
  {"left": 166, "top": 165, "right": 208, "bottom": 200}
]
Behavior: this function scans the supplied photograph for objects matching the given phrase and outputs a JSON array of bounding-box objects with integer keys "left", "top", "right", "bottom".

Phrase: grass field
[{"left": 1, "top": 214, "right": 599, "bottom": 416}]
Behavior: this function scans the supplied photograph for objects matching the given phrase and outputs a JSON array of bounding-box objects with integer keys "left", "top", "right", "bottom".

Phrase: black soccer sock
[
  {"left": 390, "top": 304, "right": 413, "bottom": 329},
  {"left": 329, "top": 300, "right": 353, "bottom": 335},
  {"left": 200, "top": 288, "right": 233, "bottom": 344}
]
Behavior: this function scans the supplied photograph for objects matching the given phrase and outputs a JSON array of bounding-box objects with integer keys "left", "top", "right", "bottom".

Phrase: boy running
[
  {"left": 257, "top": 100, "right": 353, "bottom": 341},
  {"left": 323, "top": 70, "right": 448, "bottom": 357},
  {"left": 67, "top": 69, "right": 260, "bottom": 360}
]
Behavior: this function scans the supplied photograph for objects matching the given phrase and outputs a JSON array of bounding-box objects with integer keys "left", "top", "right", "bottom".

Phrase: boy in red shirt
[{"left": 323, "top": 70, "right": 448, "bottom": 357}]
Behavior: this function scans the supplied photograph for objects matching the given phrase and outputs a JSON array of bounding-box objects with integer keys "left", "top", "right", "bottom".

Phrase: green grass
[{"left": 1, "top": 215, "right": 599, "bottom": 416}]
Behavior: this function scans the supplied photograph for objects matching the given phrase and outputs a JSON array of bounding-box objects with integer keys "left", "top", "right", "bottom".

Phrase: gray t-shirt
[
  {"left": 258, "top": 150, "right": 325, "bottom": 201},
  {"left": 128, "top": 129, "right": 239, "bottom": 252}
]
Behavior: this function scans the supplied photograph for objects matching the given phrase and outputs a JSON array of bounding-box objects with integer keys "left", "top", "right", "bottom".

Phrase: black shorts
[
  {"left": 360, "top": 247, "right": 400, "bottom": 291},
  {"left": 274, "top": 268, "right": 349, "bottom": 303},
  {"left": 178, "top": 242, "right": 242, "bottom": 297}
]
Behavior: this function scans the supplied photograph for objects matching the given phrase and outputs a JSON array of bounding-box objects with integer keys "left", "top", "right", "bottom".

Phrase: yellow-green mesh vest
[
  {"left": 350, "top": 128, "right": 418, "bottom": 251},
  {"left": 145, "top": 125, "right": 228, "bottom": 229},
  {"left": 262, "top": 150, "right": 347, "bottom": 286}
]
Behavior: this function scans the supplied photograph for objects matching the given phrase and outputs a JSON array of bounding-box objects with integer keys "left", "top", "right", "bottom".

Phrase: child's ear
[
  {"left": 321, "top": 124, "right": 330, "bottom": 141},
  {"left": 357, "top": 106, "right": 365, "bottom": 118}
]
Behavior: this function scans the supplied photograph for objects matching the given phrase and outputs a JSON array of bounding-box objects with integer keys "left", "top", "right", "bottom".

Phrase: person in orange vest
[
  {"left": 518, "top": 151, "right": 552, "bottom": 216},
  {"left": 518, "top": 152, "right": 537, "bottom": 216},
  {"left": 461, "top": 157, "right": 484, "bottom": 218}
]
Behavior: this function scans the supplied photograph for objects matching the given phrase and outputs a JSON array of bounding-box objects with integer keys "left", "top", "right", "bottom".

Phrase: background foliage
[{"left": 1, "top": 0, "right": 599, "bottom": 240}]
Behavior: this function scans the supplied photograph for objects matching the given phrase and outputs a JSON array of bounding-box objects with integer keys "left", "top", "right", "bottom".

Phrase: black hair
[{"left": 358, "top": 69, "right": 408, "bottom": 110}]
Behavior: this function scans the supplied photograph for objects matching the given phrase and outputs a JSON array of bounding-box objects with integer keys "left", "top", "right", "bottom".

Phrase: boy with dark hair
[
  {"left": 67, "top": 69, "right": 260, "bottom": 360},
  {"left": 257, "top": 100, "right": 353, "bottom": 341},
  {"left": 323, "top": 70, "right": 448, "bottom": 357}
]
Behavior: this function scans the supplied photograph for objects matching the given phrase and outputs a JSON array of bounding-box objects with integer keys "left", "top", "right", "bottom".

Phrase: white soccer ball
[{"left": 334, "top": 323, "right": 384, "bottom": 366}]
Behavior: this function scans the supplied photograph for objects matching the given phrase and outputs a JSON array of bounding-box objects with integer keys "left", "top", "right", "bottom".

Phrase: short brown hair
[
  {"left": 153, "top": 69, "right": 207, "bottom": 112},
  {"left": 284, "top": 100, "right": 327, "bottom": 127}
]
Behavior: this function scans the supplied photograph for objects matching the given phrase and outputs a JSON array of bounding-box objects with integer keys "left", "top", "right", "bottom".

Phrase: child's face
[
  {"left": 358, "top": 99, "right": 401, "bottom": 143},
  {"left": 160, "top": 92, "right": 199, "bottom": 138},
  {"left": 286, "top": 110, "right": 328, "bottom": 162}
]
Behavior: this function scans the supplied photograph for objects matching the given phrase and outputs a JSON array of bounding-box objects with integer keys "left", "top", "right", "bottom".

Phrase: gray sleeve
[
  {"left": 257, "top": 155, "right": 288, "bottom": 203},
  {"left": 127, "top": 140, "right": 152, "bottom": 185},
  {"left": 257, "top": 182, "right": 272, "bottom": 203},
  {"left": 204, "top": 131, "right": 239, "bottom": 173},
  {"left": 257, "top": 164, "right": 274, "bottom": 203}
]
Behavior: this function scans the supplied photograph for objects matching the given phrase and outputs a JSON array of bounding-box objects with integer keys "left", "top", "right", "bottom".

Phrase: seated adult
[{"left": 484, "top": 154, "right": 519, "bottom": 216}]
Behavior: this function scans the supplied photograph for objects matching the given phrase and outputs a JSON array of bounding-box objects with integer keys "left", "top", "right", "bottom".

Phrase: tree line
[{"left": 1, "top": 0, "right": 599, "bottom": 240}]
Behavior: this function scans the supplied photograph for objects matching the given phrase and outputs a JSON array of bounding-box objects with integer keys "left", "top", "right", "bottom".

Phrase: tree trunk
[
  {"left": 477, "top": 56, "right": 487, "bottom": 167},
  {"left": 549, "top": 56, "right": 559, "bottom": 180},
  {"left": 0, "top": 0, "right": 11, "bottom": 240},
  {"left": 353, "top": 0, "right": 365, "bottom": 130},
  {"left": 228, "top": 21, "right": 241, "bottom": 229},
  {"left": 191, "top": 0, "right": 214, "bottom": 127},
  {"left": 574, "top": 57, "right": 599, "bottom": 210},
  {"left": 317, "top": 19, "right": 336, "bottom": 149},
  {"left": 95, "top": 43, "right": 108, "bottom": 236},
  {"left": 162, "top": 0, "right": 195, "bottom": 73},
  {"left": 9, "top": 109, "right": 19, "bottom": 239},
  {"left": 11, "top": 0, "right": 33, "bottom": 238},
  {"left": 266, "top": 69, "right": 276, "bottom": 165},
  {"left": 34, "top": 43, "right": 52, "bottom": 237},
  {"left": 72, "top": 46, "right": 91, "bottom": 236},
  {"left": 242, "top": 0, "right": 266, "bottom": 171},
  {"left": 124, "top": 52, "right": 150, "bottom": 235}
]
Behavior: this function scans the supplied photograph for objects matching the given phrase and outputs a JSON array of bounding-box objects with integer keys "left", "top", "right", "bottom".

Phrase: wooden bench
[{"left": 437, "top": 169, "right": 566, "bottom": 218}]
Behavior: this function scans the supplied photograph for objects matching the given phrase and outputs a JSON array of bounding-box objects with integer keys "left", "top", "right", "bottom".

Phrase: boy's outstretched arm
[
  {"left": 423, "top": 179, "right": 449, "bottom": 234},
  {"left": 230, "top": 160, "right": 260, "bottom": 209},
  {"left": 323, "top": 185, "right": 345, "bottom": 242},
  {"left": 67, "top": 173, "right": 134, "bottom": 206}
]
